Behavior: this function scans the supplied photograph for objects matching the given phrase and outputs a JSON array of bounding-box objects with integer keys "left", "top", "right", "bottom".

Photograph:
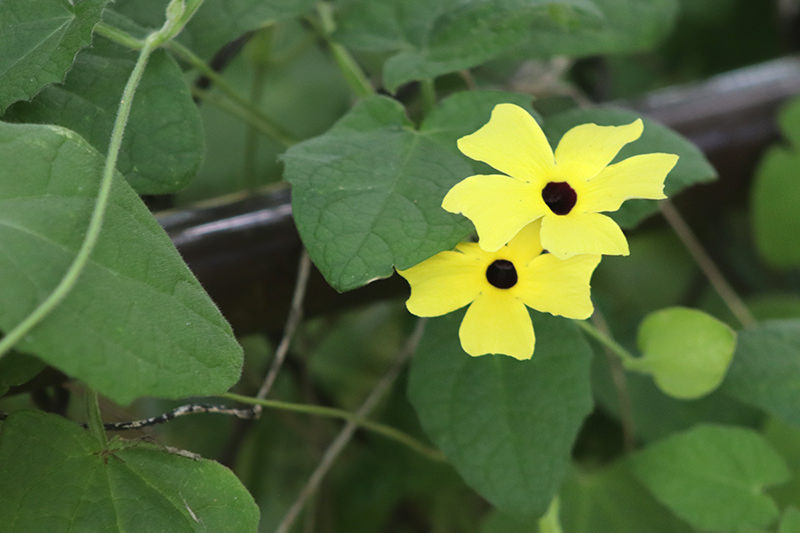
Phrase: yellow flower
[
  {"left": 397, "top": 221, "right": 600, "bottom": 360},
  {"left": 442, "top": 103, "right": 679, "bottom": 259}
]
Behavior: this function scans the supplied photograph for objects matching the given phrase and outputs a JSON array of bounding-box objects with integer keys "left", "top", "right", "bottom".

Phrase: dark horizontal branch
[{"left": 158, "top": 57, "right": 800, "bottom": 335}]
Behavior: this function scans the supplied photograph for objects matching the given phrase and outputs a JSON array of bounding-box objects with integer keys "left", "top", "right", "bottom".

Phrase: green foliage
[
  {"left": 0, "top": 411, "right": 259, "bottom": 532},
  {"left": 557, "top": 462, "right": 691, "bottom": 532},
  {"left": 0, "top": 122, "right": 242, "bottom": 404},
  {"left": 631, "top": 425, "right": 790, "bottom": 532},
  {"left": 626, "top": 307, "right": 736, "bottom": 399},
  {"left": 751, "top": 98, "right": 800, "bottom": 268},
  {"left": 284, "top": 95, "right": 474, "bottom": 291},
  {"left": 408, "top": 312, "right": 593, "bottom": 518},
  {"left": 544, "top": 107, "right": 717, "bottom": 228},
  {"left": 6, "top": 41, "right": 205, "bottom": 194},
  {"left": 781, "top": 507, "right": 800, "bottom": 533},
  {"left": 723, "top": 320, "right": 800, "bottom": 426},
  {"left": 108, "top": 0, "right": 316, "bottom": 61},
  {"left": 0, "top": 0, "right": 109, "bottom": 113}
]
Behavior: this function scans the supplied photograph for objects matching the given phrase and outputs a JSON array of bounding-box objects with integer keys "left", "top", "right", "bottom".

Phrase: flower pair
[{"left": 398, "top": 104, "right": 679, "bottom": 360}]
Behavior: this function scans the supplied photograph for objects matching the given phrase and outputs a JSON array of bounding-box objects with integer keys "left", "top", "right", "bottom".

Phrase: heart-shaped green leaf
[
  {"left": 284, "top": 95, "right": 473, "bottom": 292},
  {"left": 631, "top": 425, "right": 789, "bottom": 532},
  {"left": 0, "top": 122, "right": 242, "bottom": 405},
  {"left": 625, "top": 307, "right": 736, "bottom": 400},
  {"left": 0, "top": 411, "right": 259, "bottom": 532},
  {"left": 408, "top": 311, "right": 593, "bottom": 518}
]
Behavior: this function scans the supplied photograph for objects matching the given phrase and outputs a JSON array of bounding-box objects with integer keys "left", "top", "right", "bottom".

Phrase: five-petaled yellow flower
[
  {"left": 442, "top": 103, "right": 679, "bottom": 259},
  {"left": 398, "top": 220, "right": 600, "bottom": 360}
]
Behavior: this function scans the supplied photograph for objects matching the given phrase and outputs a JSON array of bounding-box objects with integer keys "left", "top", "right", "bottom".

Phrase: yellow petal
[
  {"left": 398, "top": 248, "right": 484, "bottom": 317},
  {"left": 554, "top": 119, "right": 643, "bottom": 181},
  {"left": 502, "top": 219, "right": 544, "bottom": 266},
  {"left": 581, "top": 153, "right": 679, "bottom": 213},
  {"left": 540, "top": 212, "right": 629, "bottom": 259},
  {"left": 443, "top": 174, "right": 547, "bottom": 252},
  {"left": 516, "top": 254, "right": 600, "bottom": 319},
  {"left": 459, "top": 291, "right": 534, "bottom": 360},
  {"left": 457, "top": 103, "right": 555, "bottom": 182}
]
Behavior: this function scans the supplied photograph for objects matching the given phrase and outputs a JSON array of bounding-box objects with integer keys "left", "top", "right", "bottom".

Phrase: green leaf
[
  {"left": 631, "top": 425, "right": 790, "bottom": 532},
  {"left": 284, "top": 95, "right": 473, "bottom": 291},
  {"left": 0, "top": 0, "right": 109, "bottom": 113},
  {"left": 557, "top": 463, "right": 691, "bottom": 533},
  {"left": 751, "top": 146, "right": 800, "bottom": 268},
  {"left": 544, "top": 107, "right": 717, "bottom": 228},
  {"left": 763, "top": 418, "right": 800, "bottom": 511},
  {"left": 109, "top": 0, "right": 315, "bottom": 61},
  {"left": 407, "top": 311, "right": 593, "bottom": 518},
  {"left": 522, "top": 0, "right": 678, "bottom": 58},
  {"left": 0, "top": 352, "right": 46, "bottom": 392},
  {"left": 780, "top": 507, "right": 800, "bottom": 533},
  {"left": 0, "top": 122, "right": 242, "bottom": 405},
  {"left": 337, "top": 0, "right": 600, "bottom": 92},
  {"left": 0, "top": 410, "right": 258, "bottom": 532},
  {"left": 625, "top": 307, "right": 736, "bottom": 400},
  {"left": 723, "top": 320, "right": 800, "bottom": 427},
  {"left": 6, "top": 40, "right": 204, "bottom": 194}
]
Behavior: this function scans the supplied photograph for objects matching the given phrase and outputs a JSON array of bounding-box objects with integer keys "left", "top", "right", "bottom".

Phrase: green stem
[
  {"left": 659, "top": 201, "right": 757, "bottom": 329},
  {"left": 313, "top": 2, "right": 373, "bottom": 97},
  {"left": 95, "top": 22, "right": 296, "bottom": 147},
  {"left": 166, "top": 40, "right": 297, "bottom": 147},
  {"left": 86, "top": 389, "right": 108, "bottom": 448},
  {"left": 420, "top": 79, "right": 436, "bottom": 114},
  {"left": 221, "top": 392, "right": 445, "bottom": 462},
  {"left": 0, "top": 35, "right": 160, "bottom": 360},
  {"left": 576, "top": 320, "right": 636, "bottom": 365}
]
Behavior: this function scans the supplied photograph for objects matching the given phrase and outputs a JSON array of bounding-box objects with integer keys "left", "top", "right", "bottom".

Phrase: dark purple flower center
[
  {"left": 542, "top": 181, "right": 577, "bottom": 215},
  {"left": 486, "top": 259, "right": 517, "bottom": 289}
]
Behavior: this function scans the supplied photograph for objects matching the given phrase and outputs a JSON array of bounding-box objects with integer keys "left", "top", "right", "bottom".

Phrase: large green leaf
[
  {"left": 557, "top": 463, "right": 691, "bottom": 533},
  {"left": 0, "top": 122, "right": 242, "bottom": 405},
  {"left": 6, "top": 40, "right": 204, "bottom": 194},
  {"left": 522, "top": 0, "right": 678, "bottom": 58},
  {"left": 284, "top": 95, "right": 473, "bottom": 292},
  {"left": 723, "top": 319, "right": 800, "bottom": 426},
  {"left": 0, "top": 410, "right": 258, "bottom": 532},
  {"left": 626, "top": 307, "right": 736, "bottom": 400},
  {"left": 336, "top": 0, "right": 600, "bottom": 92},
  {"left": 108, "top": 0, "right": 316, "bottom": 62},
  {"left": 0, "top": 0, "right": 108, "bottom": 113},
  {"left": 631, "top": 425, "right": 789, "bottom": 532},
  {"left": 544, "top": 107, "right": 717, "bottom": 228},
  {"left": 407, "top": 312, "right": 593, "bottom": 518}
]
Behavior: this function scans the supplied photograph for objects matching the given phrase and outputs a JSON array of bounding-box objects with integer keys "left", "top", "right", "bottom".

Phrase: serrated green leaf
[
  {"left": 522, "top": 0, "right": 678, "bottom": 58},
  {"left": 0, "top": 0, "right": 109, "bottom": 113},
  {"left": 109, "top": 0, "right": 315, "bottom": 61},
  {"left": 558, "top": 463, "right": 691, "bottom": 533},
  {"left": 723, "top": 319, "right": 800, "bottom": 426},
  {"left": 751, "top": 146, "right": 800, "bottom": 268},
  {"left": 337, "top": 0, "right": 600, "bottom": 92},
  {"left": 625, "top": 307, "right": 736, "bottom": 400},
  {"left": 284, "top": 95, "right": 473, "bottom": 291},
  {"left": 544, "top": 107, "right": 717, "bottom": 228},
  {"left": 631, "top": 425, "right": 790, "bottom": 532},
  {"left": 407, "top": 311, "right": 593, "bottom": 518},
  {"left": 6, "top": 41, "right": 204, "bottom": 194},
  {"left": 0, "top": 122, "right": 242, "bottom": 405},
  {"left": 0, "top": 410, "right": 258, "bottom": 532}
]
